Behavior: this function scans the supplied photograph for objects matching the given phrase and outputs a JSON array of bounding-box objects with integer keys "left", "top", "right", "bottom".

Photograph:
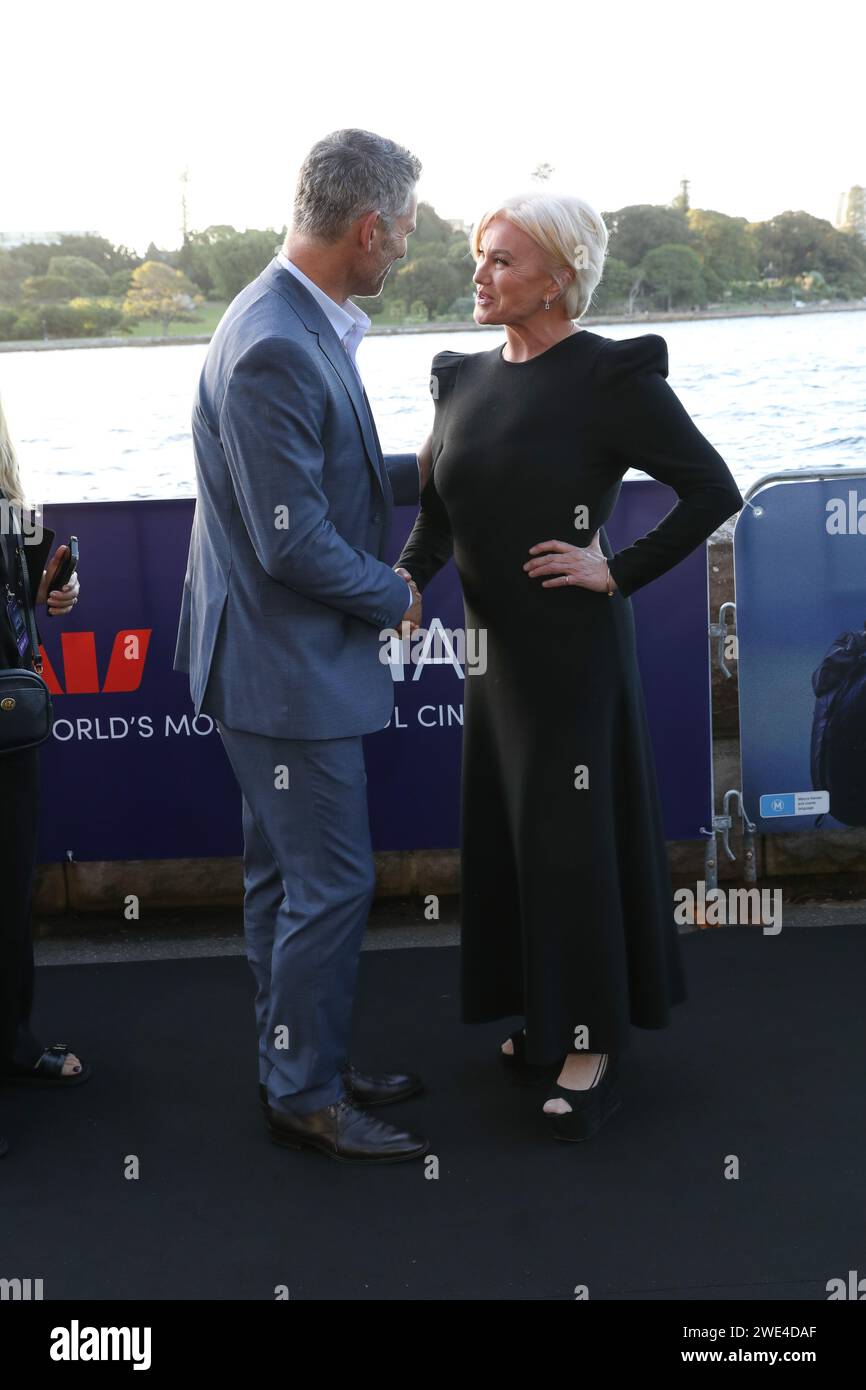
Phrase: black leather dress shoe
[
  {"left": 258, "top": 1065, "right": 422, "bottom": 1112},
  {"left": 341, "top": 1065, "right": 423, "bottom": 1106},
  {"left": 267, "top": 1096, "right": 429, "bottom": 1164}
]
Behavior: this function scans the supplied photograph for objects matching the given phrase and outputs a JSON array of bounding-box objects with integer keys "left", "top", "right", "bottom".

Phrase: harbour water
[{"left": 1, "top": 309, "right": 864, "bottom": 504}]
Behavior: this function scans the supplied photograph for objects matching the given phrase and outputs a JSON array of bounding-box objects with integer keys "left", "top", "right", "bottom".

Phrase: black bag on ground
[{"left": 810, "top": 622, "right": 866, "bottom": 827}]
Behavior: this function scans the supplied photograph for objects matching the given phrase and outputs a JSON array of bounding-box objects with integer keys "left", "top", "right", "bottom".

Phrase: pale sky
[{"left": 3, "top": 0, "right": 863, "bottom": 253}]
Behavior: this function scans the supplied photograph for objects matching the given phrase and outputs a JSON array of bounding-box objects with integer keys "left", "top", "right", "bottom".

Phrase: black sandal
[
  {"left": 500, "top": 1030, "right": 560, "bottom": 1086},
  {"left": 544, "top": 1054, "right": 621, "bottom": 1142},
  {"left": 3, "top": 1043, "right": 92, "bottom": 1088}
]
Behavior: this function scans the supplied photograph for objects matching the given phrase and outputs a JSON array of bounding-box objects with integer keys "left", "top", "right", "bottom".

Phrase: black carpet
[{"left": 1, "top": 927, "right": 864, "bottom": 1301}]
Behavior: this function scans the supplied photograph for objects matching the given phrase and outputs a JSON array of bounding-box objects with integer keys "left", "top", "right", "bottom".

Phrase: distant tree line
[
  {"left": 595, "top": 190, "right": 866, "bottom": 313},
  {"left": 0, "top": 228, "right": 283, "bottom": 341},
  {"left": 1, "top": 186, "right": 865, "bottom": 342}
]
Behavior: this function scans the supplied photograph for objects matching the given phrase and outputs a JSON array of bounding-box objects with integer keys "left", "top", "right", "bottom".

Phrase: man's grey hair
[{"left": 293, "top": 128, "right": 422, "bottom": 243}]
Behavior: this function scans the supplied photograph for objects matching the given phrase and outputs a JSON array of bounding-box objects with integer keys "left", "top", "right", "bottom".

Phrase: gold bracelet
[{"left": 605, "top": 560, "right": 614, "bottom": 597}]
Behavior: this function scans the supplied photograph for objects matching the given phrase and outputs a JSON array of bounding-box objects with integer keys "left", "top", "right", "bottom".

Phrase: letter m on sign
[{"left": 38, "top": 630, "right": 152, "bottom": 694}]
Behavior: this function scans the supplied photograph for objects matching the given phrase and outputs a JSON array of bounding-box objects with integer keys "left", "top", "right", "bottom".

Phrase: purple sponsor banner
[
  {"left": 35, "top": 499, "right": 239, "bottom": 863},
  {"left": 36, "top": 486, "right": 711, "bottom": 862},
  {"left": 367, "top": 481, "right": 713, "bottom": 848}
]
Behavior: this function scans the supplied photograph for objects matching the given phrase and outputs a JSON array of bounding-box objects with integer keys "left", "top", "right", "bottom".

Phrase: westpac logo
[{"left": 39, "top": 630, "right": 152, "bottom": 696}]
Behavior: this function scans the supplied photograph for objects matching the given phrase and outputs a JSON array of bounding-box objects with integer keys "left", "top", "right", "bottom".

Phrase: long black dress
[{"left": 396, "top": 330, "right": 743, "bottom": 1065}]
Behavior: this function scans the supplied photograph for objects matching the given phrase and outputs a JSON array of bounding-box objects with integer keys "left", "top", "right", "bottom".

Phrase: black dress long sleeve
[
  {"left": 592, "top": 334, "right": 742, "bottom": 597},
  {"left": 396, "top": 330, "right": 743, "bottom": 1063}
]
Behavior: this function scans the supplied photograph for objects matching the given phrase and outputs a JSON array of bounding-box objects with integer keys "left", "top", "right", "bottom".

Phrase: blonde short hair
[
  {"left": 469, "top": 190, "right": 609, "bottom": 320},
  {"left": 0, "top": 394, "right": 26, "bottom": 509}
]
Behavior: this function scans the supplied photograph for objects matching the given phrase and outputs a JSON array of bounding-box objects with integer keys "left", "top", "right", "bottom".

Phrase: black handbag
[{"left": 0, "top": 506, "right": 53, "bottom": 754}]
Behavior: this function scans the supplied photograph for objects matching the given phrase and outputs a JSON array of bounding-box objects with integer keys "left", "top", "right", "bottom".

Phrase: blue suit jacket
[{"left": 173, "top": 258, "right": 419, "bottom": 738}]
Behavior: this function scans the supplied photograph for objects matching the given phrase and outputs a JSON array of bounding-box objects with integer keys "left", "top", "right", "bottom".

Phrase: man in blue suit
[{"left": 174, "top": 130, "right": 430, "bottom": 1164}]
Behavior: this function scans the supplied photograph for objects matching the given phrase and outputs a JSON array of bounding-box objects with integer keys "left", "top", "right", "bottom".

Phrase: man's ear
[{"left": 357, "top": 208, "right": 381, "bottom": 253}]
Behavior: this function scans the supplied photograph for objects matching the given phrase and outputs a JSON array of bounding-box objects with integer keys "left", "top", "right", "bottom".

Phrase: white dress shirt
[
  {"left": 275, "top": 251, "right": 415, "bottom": 616},
  {"left": 277, "top": 251, "right": 371, "bottom": 380}
]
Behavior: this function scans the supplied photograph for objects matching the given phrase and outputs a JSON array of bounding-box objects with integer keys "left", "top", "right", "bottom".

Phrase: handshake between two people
[
  {"left": 392, "top": 432, "right": 431, "bottom": 634},
  {"left": 394, "top": 566, "right": 422, "bottom": 634}
]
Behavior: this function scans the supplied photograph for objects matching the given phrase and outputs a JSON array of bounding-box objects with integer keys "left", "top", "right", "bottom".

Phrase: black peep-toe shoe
[{"left": 544, "top": 1054, "right": 621, "bottom": 1141}]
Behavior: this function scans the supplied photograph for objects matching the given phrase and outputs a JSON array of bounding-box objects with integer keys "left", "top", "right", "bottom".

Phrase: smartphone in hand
[{"left": 46, "top": 536, "right": 78, "bottom": 616}]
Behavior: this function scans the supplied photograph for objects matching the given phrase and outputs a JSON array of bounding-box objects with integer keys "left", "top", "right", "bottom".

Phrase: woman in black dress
[
  {"left": 0, "top": 396, "right": 87, "bottom": 1158},
  {"left": 395, "top": 192, "right": 743, "bottom": 1142}
]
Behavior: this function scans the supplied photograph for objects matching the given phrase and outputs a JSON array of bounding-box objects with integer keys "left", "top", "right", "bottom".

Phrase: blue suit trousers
[{"left": 216, "top": 721, "right": 376, "bottom": 1115}]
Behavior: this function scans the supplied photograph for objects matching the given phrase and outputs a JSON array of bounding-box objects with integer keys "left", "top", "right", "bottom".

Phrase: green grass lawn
[{"left": 121, "top": 301, "right": 229, "bottom": 338}]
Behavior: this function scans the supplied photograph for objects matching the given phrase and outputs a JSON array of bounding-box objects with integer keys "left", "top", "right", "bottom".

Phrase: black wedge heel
[{"left": 544, "top": 1054, "right": 621, "bottom": 1141}]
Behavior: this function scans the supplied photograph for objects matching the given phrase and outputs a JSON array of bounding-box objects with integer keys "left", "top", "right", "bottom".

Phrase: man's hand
[
  {"left": 394, "top": 565, "right": 421, "bottom": 633},
  {"left": 36, "top": 545, "right": 81, "bottom": 614}
]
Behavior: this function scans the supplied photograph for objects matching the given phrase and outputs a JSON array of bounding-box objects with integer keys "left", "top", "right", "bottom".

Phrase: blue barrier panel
[
  {"left": 36, "top": 485, "right": 713, "bottom": 862},
  {"left": 734, "top": 471, "right": 866, "bottom": 833}
]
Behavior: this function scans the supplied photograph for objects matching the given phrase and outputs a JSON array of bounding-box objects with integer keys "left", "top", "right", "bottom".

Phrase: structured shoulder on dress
[
  {"left": 593, "top": 332, "right": 669, "bottom": 385},
  {"left": 430, "top": 349, "right": 465, "bottom": 370},
  {"left": 429, "top": 349, "right": 465, "bottom": 400}
]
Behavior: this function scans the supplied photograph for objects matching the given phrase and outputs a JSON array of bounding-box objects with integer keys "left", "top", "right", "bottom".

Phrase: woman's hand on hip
[{"left": 524, "top": 531, "right": 615, "bottom": 592}]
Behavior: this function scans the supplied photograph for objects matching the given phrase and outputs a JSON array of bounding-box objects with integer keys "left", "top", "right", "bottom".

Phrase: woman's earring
[{"left": 544, "top": 297, "right": 550, "bottom": 310}]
